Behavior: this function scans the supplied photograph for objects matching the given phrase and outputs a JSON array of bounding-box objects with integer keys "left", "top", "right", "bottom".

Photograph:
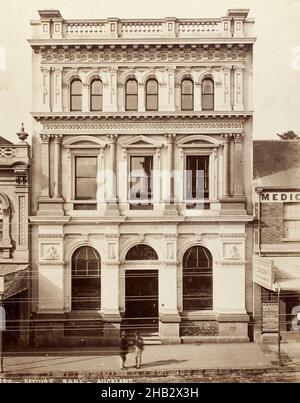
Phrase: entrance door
[{"left": 125, "top": 270, "right": 158, "bottom": 332}]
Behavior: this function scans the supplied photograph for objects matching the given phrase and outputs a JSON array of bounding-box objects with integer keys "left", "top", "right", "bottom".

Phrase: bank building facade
[{"left": 29, "top": 9, "right": 255, "bottom": 346}]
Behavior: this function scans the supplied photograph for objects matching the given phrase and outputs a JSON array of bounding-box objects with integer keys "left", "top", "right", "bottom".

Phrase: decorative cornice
[
  {"left": 38, "top": 261, "right": 65, "bottom": 267},
  {"left": 217, "top": 260, "right": 246, "bottom": 266},
  {"left": 220, "top": 233, "right": 246, "bottom": 239},
  {"left": 38, "top": 234, "right": 64, "bottom": 239}
]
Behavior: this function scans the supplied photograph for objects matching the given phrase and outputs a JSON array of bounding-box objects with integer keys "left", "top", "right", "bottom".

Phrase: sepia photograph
[{"left": 0, "top": 0, "right": 299, "bottom": 389}]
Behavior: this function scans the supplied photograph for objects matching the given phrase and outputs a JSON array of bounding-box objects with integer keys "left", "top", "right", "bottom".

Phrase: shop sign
[
  {"left": 262, "top": 302, "right": 278, "bottom": 332},
  {"left": 253, "top": 256, "right": 274, "bottom": 290}
]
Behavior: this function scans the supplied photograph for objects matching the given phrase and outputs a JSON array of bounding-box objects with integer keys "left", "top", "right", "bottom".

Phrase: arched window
[
  {"left": 202, "top": 78, "right": 214, "bottom": 111},
  {"left": 181, "top": 78, "right": 194, "bottom": 111},
  {"left": 125, "top": 244, "right": 158, "bottom": 260},
  {"left": 71, "top": 246, "right": 101, "bottom": 310},
  {"left": 90, "top": 79, "right": 103, "bottom": 111},
  {"left": 70, "top": 79, "right": 82, "bottom": 111},
  {"left": 145, "top": 78, "right": 158, "bottom": 111},
  {"left": 183, "top": 246, "right": 213, "bottom": 311},
  {"left": 125, "top": 79, "right": 138, "bottom": 111}
]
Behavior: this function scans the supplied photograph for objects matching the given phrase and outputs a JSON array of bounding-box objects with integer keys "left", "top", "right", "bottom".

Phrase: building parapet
[{"left": 30, "top": 9, "right": 254, "bottom": 41}]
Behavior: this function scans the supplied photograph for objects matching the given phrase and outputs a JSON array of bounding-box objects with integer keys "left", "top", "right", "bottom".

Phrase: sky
[{"left": 0, "top": 0, "right": 300, "bottom": 142}]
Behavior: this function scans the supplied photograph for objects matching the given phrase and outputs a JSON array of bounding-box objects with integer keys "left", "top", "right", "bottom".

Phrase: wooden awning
[{"left": 0, "top": 264, "right": 28, "bottom": 299}]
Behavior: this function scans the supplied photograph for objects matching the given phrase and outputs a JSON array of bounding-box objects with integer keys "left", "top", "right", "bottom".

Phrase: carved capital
[
  {"left": 221, "top": 133, "right": 231, "bottom": 144},
  {"left": 106, "top": 134, "right": 118, "bottom": 144},
  {"left": 40, "top": 133, "right": 50, "bottom": 144},
  {"left": 165, "top": 133, "right": 176, "bottom": 144},
  {"left": 233, "top": 133, "right": 244, "bottom": 143},
  {"left": 52, "top": 134, "right": 62, "bottom": 144}
]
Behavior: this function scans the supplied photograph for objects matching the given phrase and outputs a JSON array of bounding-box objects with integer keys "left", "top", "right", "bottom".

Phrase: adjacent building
[
  {"left": 253, "top": 140, "right": 300, "bottom": 341},
  {"left": 0, "top": 128, "right": 31, "bottom": 347},
  {"left": 29, "top": 9, "right": 255, "bottom": 346}
]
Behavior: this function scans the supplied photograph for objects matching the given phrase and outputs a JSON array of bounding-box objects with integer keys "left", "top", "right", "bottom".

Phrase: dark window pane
[
  {"left": 202, "top": 95, "right": 214, "bottom": 110},
  {"left": 73, "top": 204, "right": 97, "bottom": 210},
  {"left": 71, "top": 80, "right": 82, "bottom": 95},
  {"left": 182, "top": 79, "right": 193, "bottom": 94},
  {"left": 202, "top": 79, "right": 214, "bottom": 94},
  {"left": 126, "top": 244, "right": 158, "bottom": 260},
  {"left": 146, "top": 79, "right": 158, "bottom": 94},
  {"left": 130, "top": 156, "right": 153, "bottom": 206},
  {"left": 202, "top": 79, "right": 214, "bottom": 110},
  {"left": 91, "top": 95, "right": 102, "bottom": 111},
  {"left": 186, "top": 155, "right": 209, "bottom": 208},
  {"left": 126, "top": 94, "right": 138, "bottom": 111},
  {"left": 76, "top": 178, "right": 97, "bottom": 199},
  {"left": 71, "top": 95, "right": 82, "bottom": 111},
  {"left": 76, "top": 157, "right": 97, "bottom": 177},
  {"left": 181, "top": 79, "right": 193, "bottom": 111},
  {"left": 126, "top": 79, "right": 138, "bottom": 94},
  {"left": 183, "top": 246, "right": 213, "bottom": 311},
  {"left": 91, "top": 80, "right": 102, "bottom": 95},
  {"left": 181, "top": 95, "right": 193, "bottom": 111},
  {"left": 146, "top": 94, "right": 158, "bottom": 111}
]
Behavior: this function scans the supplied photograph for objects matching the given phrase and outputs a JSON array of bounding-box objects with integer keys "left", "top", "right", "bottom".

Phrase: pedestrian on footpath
[
  {"left": 133, "top": 331, "right": 144, "bottom": 369},
  {"left": 120, "top": 331, "right": 129, "bottom": 369}
]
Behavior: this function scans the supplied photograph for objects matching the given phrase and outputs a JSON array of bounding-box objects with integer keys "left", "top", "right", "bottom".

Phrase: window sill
[{"left": 281, "top": 238, "right": 300, "bottom": 242}]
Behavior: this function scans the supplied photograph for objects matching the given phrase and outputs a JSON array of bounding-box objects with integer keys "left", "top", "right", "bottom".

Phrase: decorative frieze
[
  {"left": 41, "top": 119, "right": 245, "bottom": 133},
  {"left": 39, "top": 47, "right": 246, "bottom": 65}
]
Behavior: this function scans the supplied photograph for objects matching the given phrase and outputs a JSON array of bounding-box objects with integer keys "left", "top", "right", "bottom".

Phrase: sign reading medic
[{"left": 260, "top": 192, "right": 300, "bottom": 202}]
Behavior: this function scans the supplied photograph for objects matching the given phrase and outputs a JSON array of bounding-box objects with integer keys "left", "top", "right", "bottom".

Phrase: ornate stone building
[
  {"left": 29, "top": 9, "right": 255, "bottom": 345},
  {"left": 0, "top": 128, "right": 30, "bottom": 347}
]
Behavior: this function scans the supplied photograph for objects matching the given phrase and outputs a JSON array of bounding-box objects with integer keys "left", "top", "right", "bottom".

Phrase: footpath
[{"left": 1, "top": 341, "right": 300, "bottom": 381}]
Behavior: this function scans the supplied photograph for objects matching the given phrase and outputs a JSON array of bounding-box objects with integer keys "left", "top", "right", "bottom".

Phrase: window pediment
[
  {"left": 120, "top": 135, "right": 163, "bottom": 149},
  {"left": 177, "top": 135, "right": 220, "bottom": 148}
]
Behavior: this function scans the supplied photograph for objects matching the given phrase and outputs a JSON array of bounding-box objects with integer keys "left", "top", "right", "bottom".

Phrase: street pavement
[{"left": 1, "top": 341, "right": 300, "bottom": 377}]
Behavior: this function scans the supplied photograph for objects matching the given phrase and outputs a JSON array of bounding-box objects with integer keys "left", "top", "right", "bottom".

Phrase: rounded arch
[
  {"left": 118, "top": 71, "right": 141, "bottom": 87},
  {"left": 0, "top": 192, "right": 10, "bottom": 211},
  {"left": 85, "top": 71, "right": 108, "bottom": 87},
  {"left": 125, "top": 244, "right": 158, "bottom": 260},
  {"left": 175, "top": 70, "right": 197, "bottom": 86},
  {"left": 141, "top": 71, "right": 164, "bottom": 86},
  {"left": 199, "top": 71, "right": 216, "bottom": 82},
  {"left": 63, "top": 135, "right": 106, "bottom": 147},
  {"left": 66, "top": 240, "right": 104, "bottom": 264},
  {"left": 64, "top": 71, "right": 82, "bottom": 86},
  {"left": 182, "top": 245, "right": 213, "bottom": 311}
]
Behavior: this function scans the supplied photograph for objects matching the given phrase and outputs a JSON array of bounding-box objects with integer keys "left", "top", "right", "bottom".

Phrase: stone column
[
  {"left": 105, "top": 134, "right": 119, "bottom": 213},
  {"left": 39, "top": 134, "right": 50, "bottom": 199},
  {"left": 163, "top": 134, "right": 177, "bottom": 214},
  {"left": 233, "top": 133, "right": 244, "bottom": 197},
  {"left": 165, "top": 134, "right": 175, "bottom": 202},
  {"left": 221, "top": 133, "right": 231, "bottom": 197},
  {"left": 53, "top": 134, "right": 62, "bottom": 199}
]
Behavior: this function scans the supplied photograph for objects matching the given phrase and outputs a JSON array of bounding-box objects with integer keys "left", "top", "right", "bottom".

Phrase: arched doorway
[
  {"left": 71, "top": 246, "right": 101, "bottom": 310},
  {"left": 125, "top": 244, "right": 159, "bottom": 332},
  {"left": 183, "top": 245, "right": 213, "bottom": 311}
]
